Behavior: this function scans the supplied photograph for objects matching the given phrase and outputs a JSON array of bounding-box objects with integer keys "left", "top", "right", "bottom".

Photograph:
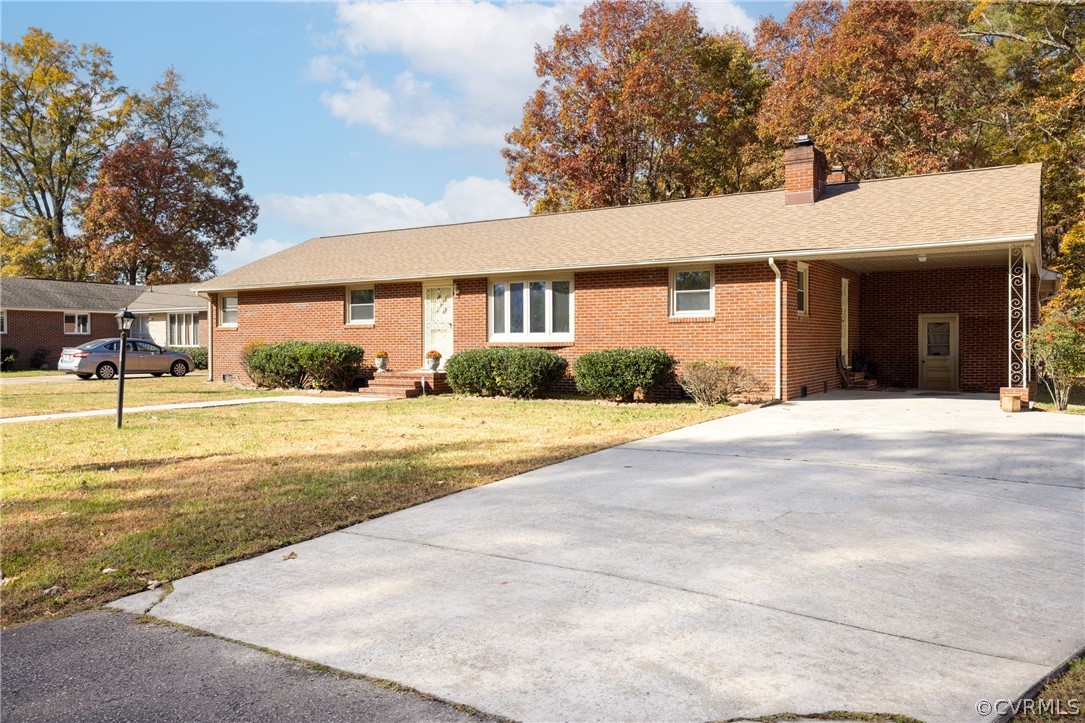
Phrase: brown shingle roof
[{"left": 196, "top": 163, "right": 1041, "bottom": 292}]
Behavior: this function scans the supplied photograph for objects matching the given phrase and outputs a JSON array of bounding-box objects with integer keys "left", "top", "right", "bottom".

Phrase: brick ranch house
[
  {"left": 194, "top": 138, "right": 1051, "bottom": 401},
  {"left": 0, "top": 278, "right": 207, "bottom": 370}
]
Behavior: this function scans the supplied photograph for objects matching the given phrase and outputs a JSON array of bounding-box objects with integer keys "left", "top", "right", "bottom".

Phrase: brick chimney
[
  {"left": 784, "top": 135, "right": 827, "bottom": 206},
  {"left": 827, "top": 165, "right": 847, "bottom": 184}
]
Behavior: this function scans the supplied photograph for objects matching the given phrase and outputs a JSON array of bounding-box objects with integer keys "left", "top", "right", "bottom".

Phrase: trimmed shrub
[
  {"left": 0, "top": 347, "right": 18, "bottom": 371},
  {"left": 29, "top": 348, "right": 51, "bottom": 370},
  {"left": 296, "top": 342, "right": 365, "bottom": 390},
  {"left": 494, "top": 347, "right": 567, "bottom": 398},
  {"left": 445, "top": 347, "right": 566, "bottom": 398},
  {"left": 445, "top": 348, "right": 499, "bottom": 396},
  {"left": 242, "top": 341, "right": 363, "bottom": 390},
  {"left": 1029, "top": 304, "right": 1085, "bottom": 410},
  {"left": 573, "top": 347, "right": 676, "bottom": 403},
  {"left": 678, "top": 361, "right": 765, "bottom": 406},
  {"left": 167, "top": 346, "right": 208, "bottom": 370}
]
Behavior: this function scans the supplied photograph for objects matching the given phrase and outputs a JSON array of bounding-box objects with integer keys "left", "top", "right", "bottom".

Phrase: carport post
[{"left": 115, "top": 309, "right": 135, "bottom": 429}]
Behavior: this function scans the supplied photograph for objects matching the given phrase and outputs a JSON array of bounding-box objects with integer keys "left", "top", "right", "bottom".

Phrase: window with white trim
[
  {"left": 670, "top": 268, "right": 714, "bottom": 317},
  {"left": 0, "top": 309, "right": 6, "bottom": 334},
  {"left": 220, "top": 296, "right": 238, "bottom": 327},
  {"left": 489, "top": 278, "right": 573, "bottom": 341},
  {"left": 63, "top": 312, "right": 90, "bottom": 335},
  {"left": 796, "top": 262, "right": 809, "bottom": 315},
  {"left": 168, "top": 313, "right": 200, "bottom": 346},
  {"left": 346, "top": 287, "right": 375, "bottom": 324}
]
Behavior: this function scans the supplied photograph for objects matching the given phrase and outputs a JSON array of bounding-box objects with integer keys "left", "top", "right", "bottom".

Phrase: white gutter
[
  {"left": 767, "top": 257, "right": 782, "bottom": 401},
  {"left": 191, "top": 234, "right": 1038, "bottom": 294}
]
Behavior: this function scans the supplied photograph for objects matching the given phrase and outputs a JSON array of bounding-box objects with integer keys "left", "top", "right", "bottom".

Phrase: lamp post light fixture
[{"left": 115, "top": 308, "right": 135, "bottom": 429}]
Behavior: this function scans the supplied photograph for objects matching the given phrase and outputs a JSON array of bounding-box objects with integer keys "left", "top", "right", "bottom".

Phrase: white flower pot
[
  {"left": 425, "top": 357, "right": 440, "bottom": 371},
  {"left": 374, "top": 357, "right": 388, "bottom": 372}
]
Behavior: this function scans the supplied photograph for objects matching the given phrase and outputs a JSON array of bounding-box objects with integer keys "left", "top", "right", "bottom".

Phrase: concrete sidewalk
[
  {"left": 1, "top": 393, "right": 392, "bottom": 424},
  {"left": 114, "top": 391, "right": 1085, "bottom": 722}
]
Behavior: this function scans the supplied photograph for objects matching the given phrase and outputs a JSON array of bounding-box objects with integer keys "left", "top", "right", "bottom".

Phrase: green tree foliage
[
  {"left": 1, "top": 28, "right": 132, "bottom": 280},
  {"left": 1029, "top": 304, "right": 1085, "bottom": 410}
]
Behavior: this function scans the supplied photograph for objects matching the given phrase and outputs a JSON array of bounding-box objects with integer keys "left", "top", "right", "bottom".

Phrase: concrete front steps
[{"left": 356, "top": 370, "right": 451, "bottom": 399}]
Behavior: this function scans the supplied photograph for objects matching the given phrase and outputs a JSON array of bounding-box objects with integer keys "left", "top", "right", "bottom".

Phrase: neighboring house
[
  {"left": 194, "top": 137, "right": 1052, "bottom": 400},
  {"left": 0, "top": 278, "right": 207, "bottom": 370}
]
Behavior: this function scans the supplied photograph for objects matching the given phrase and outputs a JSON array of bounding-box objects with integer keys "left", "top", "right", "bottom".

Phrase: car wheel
[
  {"left": 96, "top": 362, "right": 117, "bottom": 380},
  {"left": 76, "top": 373, "right": 93, "bottom": 380},
  {"left": 170, "top": 360, "right": 189, "bottom": 377}
]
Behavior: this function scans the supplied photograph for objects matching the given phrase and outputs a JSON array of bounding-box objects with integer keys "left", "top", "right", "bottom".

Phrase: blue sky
[{"left": 4, "top": 1, "right": 794, "bottom": 274}]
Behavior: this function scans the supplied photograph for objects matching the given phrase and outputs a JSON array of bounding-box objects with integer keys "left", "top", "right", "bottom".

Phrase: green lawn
[
  {"left": 0, "top": 375, "right": 288, "bottom": 418},
  {"left": 0, "top": 370, "right": 65, "bottom": 377},
  {"left": 0, "top": 395, "right": 741, "bottom": 627}
]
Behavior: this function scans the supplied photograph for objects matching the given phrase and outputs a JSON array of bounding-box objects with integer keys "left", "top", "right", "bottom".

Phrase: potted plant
[
  {"left": 425, "top": 349, "right": 442, "bottom": 371},
  {"left": 374, "top": 350, "right": 388, "bottom": 372}
]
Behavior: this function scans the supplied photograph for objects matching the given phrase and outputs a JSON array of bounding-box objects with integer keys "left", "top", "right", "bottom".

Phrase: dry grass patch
[
  {"left": 1014, "top": 657, "right": 1085, "bottom": 723},
  {"left": 0, "top": 395, "right": 741, "bottom": 627},
  {"left": 0, "top": 376, "right": 288, "bottom": 418}
]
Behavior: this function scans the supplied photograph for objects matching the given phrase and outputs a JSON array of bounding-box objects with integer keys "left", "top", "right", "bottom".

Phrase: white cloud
[
  {"left": 214, "top": 177, "right": 524, "bottom": 271},
  {"left": 319, "top": 1, "right": 584, "bottom": 147},
  {"left": 215, "top": 237, "right": 295, "bottom": 274},
  {"left": 690, "top": 1, "right": 756, "bottom": 34},
  {"left": 317, "top": 1, "right": 755, "bottom": 148},
  {"left": 247, "top": 176, "right": 526, "bottom": 252}
]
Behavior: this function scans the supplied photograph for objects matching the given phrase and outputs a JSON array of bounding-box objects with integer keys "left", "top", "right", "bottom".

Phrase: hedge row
[
  {"left": 242, "top": 341, "right": 363, "bottom": 390},
  {"left": 167, "top": 346, "right": 208, "bottom": 370},
  {"left": 444, "top": 347, "right": 566, "bottom": 398}
]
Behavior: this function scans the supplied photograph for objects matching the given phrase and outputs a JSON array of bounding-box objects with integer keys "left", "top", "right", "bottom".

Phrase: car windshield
[{"left": 77, "top": 339, "right": 115, "bottom": 350}]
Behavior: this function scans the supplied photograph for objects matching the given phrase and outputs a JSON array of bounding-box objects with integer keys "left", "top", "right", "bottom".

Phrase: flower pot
[
  {"left": 374, "top": 357, "right": 388, "bottom": 372},
  {"left": 425, "top": 357, "right": 440, "bottom": 371}
]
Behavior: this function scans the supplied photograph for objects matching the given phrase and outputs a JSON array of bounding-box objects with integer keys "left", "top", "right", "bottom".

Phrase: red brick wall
[
  {"left": 211, "top": 265, "right": 783, "bottom": 394},
  {"left": 783, "top": 261, "right": 861, "bottom": 399},
  {"left": 210, "top": 284, "right": 423, "bottom": 382},
  {"left": 859, "top": 266, "right": 1008, "bottom": 392},
  {"left": 1, "top": 310, "right": 121, "bottom": 369}
]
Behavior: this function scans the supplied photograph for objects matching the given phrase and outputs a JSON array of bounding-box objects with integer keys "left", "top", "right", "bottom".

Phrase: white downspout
[{"left": 768, "top": 257, "right": 782, "bottom": 401}]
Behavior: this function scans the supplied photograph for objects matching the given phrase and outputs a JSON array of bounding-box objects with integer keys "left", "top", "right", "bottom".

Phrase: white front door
[
  {"left": 918, "top": 314, "right": 959, "bottom": 391},
  {"left": 423, "top": 284, "right": 454, "bottom": 368},
  {"left": 840, "top": 278, "right": 849, "bottom": 362}
]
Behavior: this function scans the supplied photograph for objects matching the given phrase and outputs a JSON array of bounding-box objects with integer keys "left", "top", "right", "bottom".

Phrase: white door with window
[
  {"left": 918, "top": 314, "right": 959, "bottom": 391},
  {"left": 423, "top": 284, "right": 454, "bottom": 368}
]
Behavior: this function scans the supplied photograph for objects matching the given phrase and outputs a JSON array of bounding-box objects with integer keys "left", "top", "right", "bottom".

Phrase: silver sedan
[{"left": 58, "top": 339, "right": 194, "bottom": 380}]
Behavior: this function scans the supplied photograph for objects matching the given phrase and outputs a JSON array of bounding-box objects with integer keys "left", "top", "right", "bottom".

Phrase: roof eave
[{"left": 192, "top": 233, "right": 1038, "bottom": 294}]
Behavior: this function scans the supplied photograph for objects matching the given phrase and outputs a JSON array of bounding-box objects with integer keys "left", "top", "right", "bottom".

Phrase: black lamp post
[{"left": 115, "top": 308, "right": 135, "bottom": 429}]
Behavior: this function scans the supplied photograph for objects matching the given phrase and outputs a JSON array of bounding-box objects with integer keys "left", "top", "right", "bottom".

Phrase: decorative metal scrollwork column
[{"left": 1008, "top": 246, "right": 1029, "bottom": 387}]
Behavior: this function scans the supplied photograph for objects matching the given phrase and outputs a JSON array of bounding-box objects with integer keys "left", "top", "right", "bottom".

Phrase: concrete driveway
[{"left": 115, "top": 391, "right": 1084, "bottom": 722}]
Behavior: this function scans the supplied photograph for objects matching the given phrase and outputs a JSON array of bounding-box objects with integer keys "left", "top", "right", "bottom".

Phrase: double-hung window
[
  {"left": 220, "top": 296, "right": 238, "bottom": 327},
  {"left": 670, "top": 268, "right": 714, "bottom": 317},
  {"left": 0, "top": 309, "right": 6, "bottom": 334},
  {"left": 346, "top": 287, "right": 375, "bottom": 324},
  {"left": 490, "top": 278, "right": 573, "bottom": 342},
  {"left": 796, "top": 262, "right": 809, "bottom": 315},
  {"left": 64, "top": 312, "right": 90, "bottom": 335},
  {"left": 168, "top": 313, "right": 200, "bottom": 346}
]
